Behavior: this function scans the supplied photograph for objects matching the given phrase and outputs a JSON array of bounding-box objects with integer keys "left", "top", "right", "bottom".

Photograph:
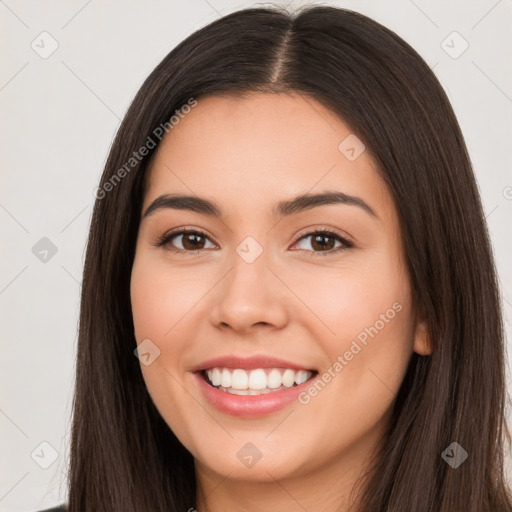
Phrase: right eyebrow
[{"left": 142, "top": 191, "right": 378, "bottom": 220}]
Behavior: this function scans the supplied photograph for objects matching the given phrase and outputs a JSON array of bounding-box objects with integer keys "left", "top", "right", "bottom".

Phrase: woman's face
[{"left": 130, "top": 92, "right": 430, "bottom": 488}]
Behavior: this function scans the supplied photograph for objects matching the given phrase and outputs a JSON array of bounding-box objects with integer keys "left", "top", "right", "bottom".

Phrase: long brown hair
[{"left": 68, "top": 5, "right": 512, "bottom": 511}]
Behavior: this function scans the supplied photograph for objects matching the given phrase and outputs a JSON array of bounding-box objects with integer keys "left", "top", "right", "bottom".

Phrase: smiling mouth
[{"left": 199, "top": 367, "right": 318, "bottom": 395}]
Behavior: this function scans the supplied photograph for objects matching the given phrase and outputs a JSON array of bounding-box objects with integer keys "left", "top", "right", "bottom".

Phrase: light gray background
[{"left": 1, "top": 1, "right": 511, "bottom": 510}]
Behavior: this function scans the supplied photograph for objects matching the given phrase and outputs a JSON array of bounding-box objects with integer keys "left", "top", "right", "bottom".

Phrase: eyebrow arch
[{"left": 142, "top": 191, "right": 378, "bottom": 220}]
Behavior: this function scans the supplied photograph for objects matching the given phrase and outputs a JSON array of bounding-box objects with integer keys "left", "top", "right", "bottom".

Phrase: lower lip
[{"left": 193, "top": 371, "right": 316, "bottom": 417}]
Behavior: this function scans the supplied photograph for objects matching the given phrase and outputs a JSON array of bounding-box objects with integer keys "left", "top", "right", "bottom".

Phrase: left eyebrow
[
  {"left": 142, "top": 191, "right": 378, "bottom": 220},
  {"left": 273, "top": 191, "right": 378, "bottom": 219}
]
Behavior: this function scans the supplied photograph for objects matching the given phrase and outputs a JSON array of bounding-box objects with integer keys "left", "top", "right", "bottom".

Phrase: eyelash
[{"left": 153, "top": 227, "right": 354, "bottom": 257}]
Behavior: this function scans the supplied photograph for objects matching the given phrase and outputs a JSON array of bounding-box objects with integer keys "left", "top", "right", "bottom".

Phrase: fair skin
[{"left": 130, "top": 92, "right": 431, "bottom": 512}]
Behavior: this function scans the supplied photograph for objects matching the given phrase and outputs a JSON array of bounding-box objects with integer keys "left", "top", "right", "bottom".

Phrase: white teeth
[
  {"left": 267, "top": 369, "right": 282, "bottom": 389},
  {"left": 226, "top": 388, "right": 250, "bottom": 395},
  {"left": 231, "top": 369, "right": 249, "bottom": 390},
  {"left": 204, "top": 367, "right": 314, "bottom": 393},
  {"left": 220, "top": 368, "right": 231, "bottom": 388},
  {"left": 211, "top": 368, "right": 222, "bottom": 386},
  {"left": 295, "top": 370, "right": 309, "bottom": 385},
  {"left": 248, "top": 369, "right": 267, "bottom": 390},
  {"left": 282, "top": 369, "right": 295, "bottom": 388},
  {"left": 225, "top": 386, "right": 277, "bottom": 395}
]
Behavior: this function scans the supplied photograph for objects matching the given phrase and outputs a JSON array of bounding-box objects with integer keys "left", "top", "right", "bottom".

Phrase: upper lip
[{"left": 191, "top": 355, "right": 316, "bottom": 372}]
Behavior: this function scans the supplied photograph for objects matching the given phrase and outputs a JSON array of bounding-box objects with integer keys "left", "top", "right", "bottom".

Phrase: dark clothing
[{"left": 38, "top": 506, "right": 67, "bottom": 512}]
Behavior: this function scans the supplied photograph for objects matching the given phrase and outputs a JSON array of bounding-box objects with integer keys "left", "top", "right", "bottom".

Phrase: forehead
[{"left": 143, "top": 92, "right": 393, "bottom": 221}]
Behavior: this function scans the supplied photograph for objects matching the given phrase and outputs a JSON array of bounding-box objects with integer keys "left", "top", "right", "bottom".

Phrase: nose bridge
[
  {"left": 226, "top": 234, "right": 273, "bottom": 304},
  {"left": 210, "top": 233, "right": 288, "bottom": 330}
]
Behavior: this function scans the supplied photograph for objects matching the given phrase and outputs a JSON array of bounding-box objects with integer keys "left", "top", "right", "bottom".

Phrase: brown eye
[
  {"left": 292, "top": 229, "right": 353, "bottom": 256},
  {"left": 180, "top": 232, "right": 207, "bottom": 250},
  {"left": 155, "top": 229, "right": 216, "bottom": 253},
  {"left": 154, "top": 227, "right": 353, "bottom": 257},
  {"left": 310, "top": 233, "right": 337, "bottom": 251}
]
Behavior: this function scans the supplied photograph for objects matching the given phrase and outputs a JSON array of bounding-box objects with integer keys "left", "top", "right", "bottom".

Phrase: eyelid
[
  {"left": 293, "top": 225, "right": 353, "bottom": 245},
  {"left": 290, "top": 227, "right": 354, "bottom": 256},
  {"left": 153, "top": 226, "right": 218, "bottom": 251},
  {"left": 153, "top": 225, "right": 354, "bottom": 255}
]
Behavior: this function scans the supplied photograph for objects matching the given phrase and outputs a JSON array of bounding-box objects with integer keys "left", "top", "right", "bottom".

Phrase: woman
[{"left": 43, "top": 4, "right": 512, "bottom": 511}]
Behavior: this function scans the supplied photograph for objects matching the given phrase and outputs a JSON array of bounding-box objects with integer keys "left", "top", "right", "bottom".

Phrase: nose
[{"left": 209, "top": 248, "right": 289, "bottom": 334}]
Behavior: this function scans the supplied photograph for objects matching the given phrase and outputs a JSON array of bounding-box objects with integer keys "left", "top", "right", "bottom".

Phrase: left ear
[{"left": 412, "top": 304, "right": 433, "bottom": 356}]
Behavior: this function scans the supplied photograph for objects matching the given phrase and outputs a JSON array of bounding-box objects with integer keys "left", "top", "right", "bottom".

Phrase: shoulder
[{"left": 37, "top": 506, "right": 67, "bottom": 512}]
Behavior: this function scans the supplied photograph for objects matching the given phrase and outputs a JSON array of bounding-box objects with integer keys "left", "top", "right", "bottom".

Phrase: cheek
[
  {"left": 130, "top": 254, "right": 210, "bottom": 343},
  {"left": 130, "top": 255, "right": 205, "bottom": 448},
  {"left": 286, "top": 250, "right": 411, "bottom": 348},
  {"left": 290, "top": 250, "right": 414, "bottom": 409},
  {"left": 291, "top": 281, "right": 413, "bottom": 459},
  {"left": 130, "top": 257, "right": 197, "bottom": 400}
]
